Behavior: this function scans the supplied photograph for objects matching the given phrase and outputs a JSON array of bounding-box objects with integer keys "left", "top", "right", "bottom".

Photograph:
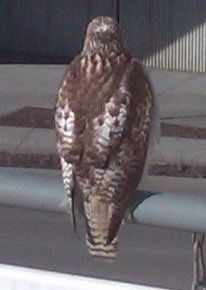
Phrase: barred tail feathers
[
  {"left": 86, "top": 235, "right": 118, "bottom": 259},
  {"left": 84, "top": 197, "right": 118, "bottom": 258}
]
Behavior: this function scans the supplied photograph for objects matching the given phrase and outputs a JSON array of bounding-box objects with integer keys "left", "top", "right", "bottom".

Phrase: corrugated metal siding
[
  {"left": 7, "top": 1, "right": 48, "bottom": 56},
  {"left": 46, "top": 0, "right": 117, "bottom": 57},
  {"left": 0, "top": 0, "right": 206, "bottom": 71},
  {"left": 120, "top": 0, "right": 206, "bottom": 72},
  {"left": 0, "top": 0, "right": 117, "bottom": 60}
]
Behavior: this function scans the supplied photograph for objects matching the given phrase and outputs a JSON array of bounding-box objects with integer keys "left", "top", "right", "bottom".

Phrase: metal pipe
[
  {"left": 1, "top": 167, "right": 206, "bottom": 234},
  {"left": 132, "top": 192, "right": 206, "bottom": 233},
  {"left": 0, "top": 167, "right": 66, "bottom": 212}
]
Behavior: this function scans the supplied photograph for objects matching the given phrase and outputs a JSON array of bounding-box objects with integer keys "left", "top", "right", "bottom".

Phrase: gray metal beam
[
  {"left": 0, "top": 167, "right": 66, "bottom": 212},
  {"left": 1, "top": 167, "right": 206, "bottom": 234},
  {"left": 131, "top": 191, "right": 206, "bottom": 233}
]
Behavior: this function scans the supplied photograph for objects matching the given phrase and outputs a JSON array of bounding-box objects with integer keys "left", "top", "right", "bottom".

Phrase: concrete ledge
[
  {"left": 1, "top": 126, "right": 206, "bottom": 167},
  {"left": 0, "top": 65, "right": 205, "bottom": 119},
  {"left": 0, "top": 65, "right": 66, "bottom": 116},
  {"left": 154, "top": 137, "right": 206, "bottom": 166},
  {"left": 0, "top": 264, "right": 170, "bottom": 290}
]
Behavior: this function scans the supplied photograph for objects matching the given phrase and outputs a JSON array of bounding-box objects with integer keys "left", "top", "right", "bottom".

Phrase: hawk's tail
[
  {"left": 86, "top": 233, "right": 118, "bottom": 259},
  {"left": 84, "top": 197, "right": 119, "bottom": 259}
]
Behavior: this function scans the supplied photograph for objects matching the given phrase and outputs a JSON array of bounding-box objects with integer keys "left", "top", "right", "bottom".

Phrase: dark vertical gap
[
  {"left": 7, "top": 0, "right": 13, "bottom": 54},
  {"left": 170, "top": 0, "right": 174, "bottom": 69},
  {"left": 116, "top": 0, "right": 120, "bottom": 23},
  {"left": 46, "top": 0, "right": 51, "bottom": 57},
  {"left": 148, "top": 0, "right": 154, "bottom": 63},
  {"left": 86, "top": 0, "right": 90, "bottom": 23}
]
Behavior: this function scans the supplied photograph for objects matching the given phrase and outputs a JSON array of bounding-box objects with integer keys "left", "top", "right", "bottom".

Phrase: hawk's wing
[
  {"left": 55, "top": 56, "right": 83, "bottom": 230},
  {"left": 105, "top": 59, "right": 156, "bottom": 245},
  {"left": 55, "top": 55, "right": 82, "bottom": 163},
  {"left": 84, "top": 58, "right": 155, "bottom": 171}
]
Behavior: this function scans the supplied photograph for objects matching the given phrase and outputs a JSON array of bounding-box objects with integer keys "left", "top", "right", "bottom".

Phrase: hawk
[{"left": 55, "top": 16, "right": 159, "bottom": 258}]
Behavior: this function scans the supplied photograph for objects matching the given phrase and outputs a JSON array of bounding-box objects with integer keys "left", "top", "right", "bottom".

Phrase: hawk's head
[
  {"left": 87, "top": 17, "right": 119, "bottom": 36},
  {"left": 83, "top": 17, "right": 124, "bottom": 54}
]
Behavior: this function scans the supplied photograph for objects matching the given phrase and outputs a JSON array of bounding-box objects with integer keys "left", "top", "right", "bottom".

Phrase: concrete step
[
  {"left": 0, "top": 65, "right": 65, "bottom": 116},
  {"left": 162, "top": 116, "right": 206, "bottom": 128},
  {"left": 0, "top": 126, "right": 206, "bottom": 168},
  {"left": 0, "top": 65, "right": 205, "bottom": 118}
]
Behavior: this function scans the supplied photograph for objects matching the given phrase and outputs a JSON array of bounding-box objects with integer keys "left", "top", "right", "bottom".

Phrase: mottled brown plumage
[{"left": 55, "top": 16, "right": 156, "bottom": 258}]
